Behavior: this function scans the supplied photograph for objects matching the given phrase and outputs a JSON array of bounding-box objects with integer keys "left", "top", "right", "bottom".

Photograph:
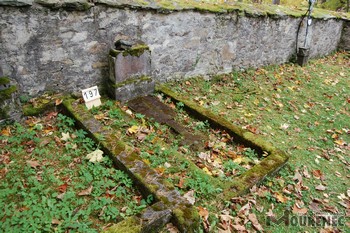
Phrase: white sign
[{"left": 81, "top": 86, "right": 101, "bottom": 109}]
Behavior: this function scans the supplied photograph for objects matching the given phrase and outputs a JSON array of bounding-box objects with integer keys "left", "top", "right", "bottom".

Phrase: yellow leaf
[
  {"left": 94, "top": 113, "right": 106, "bottom": 120},
  {"left": 233, "top": 157, "right": 243, "bottom": 164},
  {"left": 335, "top": 139, "right": 345, "bottom": 146},
  {"left": 253, "top": 98, "right": 260, "bottom": 106},
  {"left": 1, "top": 127, "right": 11, "bottom": 136},
  {"left": 127, "top": 125, "right": 139, "bottom": 134},
  {"left": 141, "top": 118, "right": 147, "bottom": 127},
  {"left": 202, "top": 167, "right": 212, "bottom": 176},
  {"left": 142, "top": 159, "right": 151, "bottom": 165},
  {"left": 244, "top": 113, "right": 254, "bottom": 118},
  {"left": 55, "top": 99, "right": 63, "bottom": 106}
]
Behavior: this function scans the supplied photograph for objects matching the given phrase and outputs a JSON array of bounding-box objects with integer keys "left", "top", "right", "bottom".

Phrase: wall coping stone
[{"left": 0, "top": 0, "right": 349, "bottom": 20}]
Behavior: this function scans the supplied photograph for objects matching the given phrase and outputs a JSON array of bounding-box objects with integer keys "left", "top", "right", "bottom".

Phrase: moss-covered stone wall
[{"left": 0, "top": 0, "right": 348, "bottom": 99}]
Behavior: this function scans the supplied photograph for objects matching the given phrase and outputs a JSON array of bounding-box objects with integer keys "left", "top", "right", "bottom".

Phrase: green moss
[
  {"left": 173, "top": 206, "right": 200, "bottom": 232},
  {"left": 0, "top": 106, "right": 10, "bottom": 119},
  {"left": 0, "top": 77, "right": 10, "bottom": 86},
  {"left": 162, "top": 179, "right": 175, "bottom": 190},
  {"left": 222, "top": 150, "right": 288, "bottom": 199},
  {"left": 22, "top": 97, "right": 53, "bottom": 116},
  {"left": 109, "top": 44, "right": 149, "bottom": 58},
  {"left": 102, "top": 216, "right": 141, "bottom": 233},
  {"left": 29, "top": 0, "right": 350, "bottom": 19},
  {"left": 112, "top": 76, "right": 153, "bottom": 88},
  {"left": 242, "top": 132, "right": 276, "bottom": 153},
  {"left": 0, "top": 85, "right": 17, "bottom": 100}
]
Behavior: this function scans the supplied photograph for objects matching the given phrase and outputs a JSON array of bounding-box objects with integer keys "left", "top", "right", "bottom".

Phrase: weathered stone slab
[
  {"left": 0, "top": 0, "right": 33, "bottom": 6},
  {"left": 103, "top": 202, "right": 172, "bottom": 233},
  {"left": 107, "top": 76, "right": 155, "bottom": 103},
  {"left": 127, "top": 95, "right": 207, "bottom": 150},
  {"left": 109, "top": 45, "right": 151, "bottom": 84}
]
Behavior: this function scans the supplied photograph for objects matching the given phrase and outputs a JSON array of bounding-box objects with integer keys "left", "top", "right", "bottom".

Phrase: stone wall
[
  {"left": 0, "top": 3, "right": 347, "bottom": 100},
  {"left": 339, "top": 21, "right": 350, "bottom": 51}
]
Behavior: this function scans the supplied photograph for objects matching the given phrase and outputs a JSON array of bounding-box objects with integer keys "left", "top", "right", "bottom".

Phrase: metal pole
[{"left": 303, "top": 0, "right": 316, "bottom": 48}]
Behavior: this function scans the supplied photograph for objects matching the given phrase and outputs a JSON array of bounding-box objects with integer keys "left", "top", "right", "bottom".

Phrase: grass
[
  {"left": 0, "top": 113, "right": 150, "bottom": 232},
  {"left": 1, "top": 51, "right": 349, "bottom": 232},
  {"left": 165, "top": 51, "right": 350, "bottom": 232}
]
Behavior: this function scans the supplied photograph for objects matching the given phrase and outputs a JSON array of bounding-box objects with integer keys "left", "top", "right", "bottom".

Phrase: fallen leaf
[
  {"left": 323, "top": 205, "right": 338, "bottom": 214},
  {"left": 51, "top": 219, "right": 61, "bottom": 225},
  {"left": 312, "top": 170, "right": 325, "bottom": 180},
  {"left": 334, "top": 139, "right": 346, "bottom": 146},
  {"left": 274, "top": 192, "right": 288, "bottom": 203},
  {"left": 125, "top": 109, "right": 133, "bottom": 115},
  {"left": 233, "top": 157, "right": 243, "bottom": 164},
  {"left": 238, "top": 202, "right": 251, "bottom": 216},
  {"left": 55, "top": 99, "right": 63, "bottom": 106},
  {"left": 26, "top": 160, "right": 40, "bottom": 169},
  {"left": 85, "top": 149, "right": 104, "bottom": 163},
  {"left": 202, "top": 167, "right": 213, "bottom": 176},
  {"left": 136, "top": 133, "right": 147, "bottom": 141},
  {"left": 184, "top": 190, "right": 195, "bottom": 205},
  {"left": 60, "top": 132, "right": 71, "bottom": 141},
  {"left": 309, "top": 201, "right": 321, "bottom": 213},
  {"left": 176, "top": 178, "right": 185, "bottom": 189},
  {"left": 248, "top": 213, "right": 264, "bottom": 232},
  {"left": 58, "top": 183, "right": 68, "bottom": 193},
  {"left": 198, "top": 151, "right": 211, "bottom": 161},
  {"left": 302, "top": 166, "right": 311, "bottom": 178},
  {"left": 1, "top": 127, "right": 11, "bottom": 136},
  {"left": 212, "top": 100, "right": 220, "bottom": 106},
  {"left": 46, "top": 111, "right": 58, "bottom": 119},
  {"left": 56, "top": 193, "right": 65, "bottom": 200},
  {"left": 293, "top": 170, "right": 303, "bottom": 183},
  {"left": 198, "top": 206, "right": 209, "bottom": 221},
  {"left": 154, "top": 167, "right": 165, "bottom": 175},
  {"left": 78, "top": 185, "right": 93, "bottom": 196},
  {"left": 292, "top": 203, "right": 308, "bottom": 215},
  {"left": 94, "top": 113, "right": 106, "bottom": 120},
  {"left": 232, "top": 224, "right": 246, "bottom": 231},
  {"left": 165, "top": 223, "right": 180, "bottom": 233},
  {"left": 280, "top": 123, "right": 289, "bottom": 130},
  {"left": 315, "top": 184, "right": 327, "bottom": 191},
  {"left": 127, "top": 125, "right": 139, "bottom": 134}
]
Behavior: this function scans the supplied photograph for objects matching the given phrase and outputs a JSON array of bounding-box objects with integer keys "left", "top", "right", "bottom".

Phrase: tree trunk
[{"left": 272, "top": 0, "right": 280, "bottom": 5}]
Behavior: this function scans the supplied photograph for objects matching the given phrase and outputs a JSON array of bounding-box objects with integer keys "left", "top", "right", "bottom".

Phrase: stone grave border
[{"left": 58, "top": 84, "right": 288, "bottom": 232}]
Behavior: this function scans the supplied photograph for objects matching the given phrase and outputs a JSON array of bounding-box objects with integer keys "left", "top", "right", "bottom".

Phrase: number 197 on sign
[{"left": 82, "top": 86, "right": 100, "bottom": 102}]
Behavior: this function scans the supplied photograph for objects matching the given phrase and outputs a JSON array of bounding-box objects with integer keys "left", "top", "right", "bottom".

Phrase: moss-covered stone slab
[
  {"left": 62, "top": 98, "right": 200, "bottom": 232},
  {"left": 106, "top": 77, "right": 155, "bottom": 103},
  {"left": 0, "top": 78, "right": 18, "bottom": 120},
  {"left": 5, "top": 0, "right": 346, "bottom": 20},
  {"left": 35, "top": 0, "right": 94, "bottom": 10},
  {"left": 156, "top": 85, "right": 289, "bottom": 198},
  {"left": 103, "top": 201, "right": 172, "bottom": 233},
  {"left": 127, "top": 95, "right": 207, "bottom": 150},
  {"left": 0, "top": 0, "right": 33, "bottom": 6},
  {"left": 22, "top": 93, "right": 63, "bottom": 116}
]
